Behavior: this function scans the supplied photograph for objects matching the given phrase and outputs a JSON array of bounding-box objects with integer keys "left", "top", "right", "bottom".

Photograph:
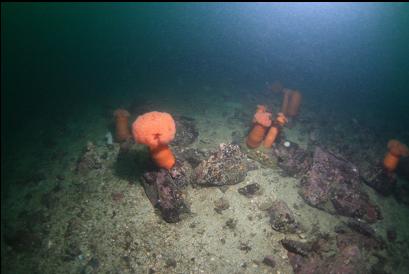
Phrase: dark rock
[
  {"left": 142, "top": 162, "right": 191, "bottom": 223},
  {"left": 336, "top": 231, "right": 384, "bottom": 252},
  {"left": 331, "top": 189, "right": 382, "bottom": 223},
  {"left": 262, "top": 256, "right": 276, "bottom": 268},
  {"left": 41, "top": 192, "right": 57, "bottom": 209},
  {"left": 326, "top": 245, "right": 365, "bottom": 274},
  {"left": 288, "top": 252, "right": 320, "bottom": 274},
  {"left": 16, "top": 172, "right": 46, "bottom": 186},
  {"left": 395, "top": 184, "right": 409, "bottom": 206},
  {"left": 238, "top": 183, "right": 261, "bottom": 197},
  {"left": 87, "top": 257, "right": 100, "bottom": 269},
  {"left": 397, "top": 156, "right": 409, "bottom": 180},
  {"left": 165, "top": 258, "right": 177, "bottom": 268},
  {"left": 112, "top": 192, "right": 125, "bottom": 203},
  {"left": 56, "top": 175, "right": 65, "bottom": 181},
  {"left": 238, "top": 242, "right": 252, "bottom": 253},
  {"left": 173, "top": 116, "right": 199, "bottom": 147},
  {"left": 300, "top": 147, "right": 381, "bottom": 223},
  {"left": 194, "top": 143, "right": 248, "bottom": 186},
  {"left": 361, "top": 165, "right": 396, "bottom": 196},
  {"left": 288, "top": 243, "right": 367, "bottom": 274},
  {"left": 214, "top": 197, "right": 230, "bottom": 214},
  {"left": 224, "top": 218, "right": 237, "bottom": 230},
  {"left": 268, "top": 200, "right": 299, "bottom": 233},
  {"left": 386, "top": 228, "right": 397, "bottom": 242},
  {"left": 346, "top": 219, "right": 376, "bottom": 238},
  {"left": 281, "top": 239, "right": 311, "bottom": 257},
  {"left": 273, "top": 141, "right": 313, "bottom": 177},
  {"left": 300, "top": 147, "right": 358, "bottom": 207},
  {"left": 5, "top": 229, "right": 42, "bottom": 253}
]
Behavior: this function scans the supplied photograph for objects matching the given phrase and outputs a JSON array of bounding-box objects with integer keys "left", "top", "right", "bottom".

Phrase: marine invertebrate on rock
[
  {"left": 132, "top": 111, "right": 176, "bottom": 170},
  {"left": 113, "top": 109, "right": 132, "bottom": 142},
  {"left": 383, "top": 139, "right": 409, "bottom": 172},
  {"left": 246, "top": 108, "right": 272, "bottom": 148},
  {"left": 287, "top": 90, "right": 302, "bottom": 117},
  {"left": 264, "top": 126, "right": 279, "bottom": 148}
]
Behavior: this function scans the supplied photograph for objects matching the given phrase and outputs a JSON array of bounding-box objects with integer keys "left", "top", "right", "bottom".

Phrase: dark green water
[{"left": 2, "top": 3, "right": 409, "bottom": 274}]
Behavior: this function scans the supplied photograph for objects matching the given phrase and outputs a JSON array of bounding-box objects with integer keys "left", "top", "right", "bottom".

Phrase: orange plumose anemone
[{"left": 132, "top": 111, "right": 176, "bottom": 170}]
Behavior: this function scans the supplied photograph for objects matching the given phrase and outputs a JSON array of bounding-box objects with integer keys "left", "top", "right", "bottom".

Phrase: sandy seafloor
[{"left": 2, "top": 84, "right": 409, "bottom": 274}]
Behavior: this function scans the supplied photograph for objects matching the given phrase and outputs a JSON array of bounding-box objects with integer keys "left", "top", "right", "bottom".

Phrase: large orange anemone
[
  {"left": 132, "top": 111, "right": 176, "bottom": 170},
  {"left": 383, "top": 139, "right": 409, "bottom": 172},
  {"left": 113, "top": 109, "right": 132, "bottom": 142},
  {"left": 247, "top": 110, "right": 272, "bottom": 149}
]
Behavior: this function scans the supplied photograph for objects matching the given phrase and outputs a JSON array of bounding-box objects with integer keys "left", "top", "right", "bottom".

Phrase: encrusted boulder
[{"left": 194, "top": 143, "right": 248, "bottom": 186}]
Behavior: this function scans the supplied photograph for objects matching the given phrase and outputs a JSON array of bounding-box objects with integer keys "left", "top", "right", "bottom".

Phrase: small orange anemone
[
  {"left": 132, "top": 111, "right": 176, "bottom": 170},
  {"left": 383, "top": 139, "right": 409, "bottom": 172},
  {"left": 263, "top": 113, "right": 288, "bottom": 148},
  {"left": 113, "top": 109, "right": 132, "bottom": 142},
  {"left": 247, "top": 111, "right": 272, "bottom": 148}
]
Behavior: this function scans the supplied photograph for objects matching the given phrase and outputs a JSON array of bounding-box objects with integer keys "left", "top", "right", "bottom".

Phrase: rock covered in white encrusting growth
[{"left": 194, "top": 143, "right": 248, "bottom": 186}]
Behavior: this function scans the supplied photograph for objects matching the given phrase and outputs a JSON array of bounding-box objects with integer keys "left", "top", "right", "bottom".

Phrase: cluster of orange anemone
[
  {"left": 114, "top": 86, "right": 408, "bottom": 179},
  {"left": 246, "top": 105, "right": 288, "bottom": 149},
  {"left": 383, "top": 139, "right": 409, "bottom": 172}
]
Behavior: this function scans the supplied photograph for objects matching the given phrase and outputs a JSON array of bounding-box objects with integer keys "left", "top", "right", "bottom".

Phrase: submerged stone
[{"left": 194, "top": 143, "right": 248, "bottom": 186}]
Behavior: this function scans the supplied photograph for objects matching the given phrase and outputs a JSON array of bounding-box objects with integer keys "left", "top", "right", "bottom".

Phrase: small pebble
[{"left": 262, "top": 255, "right": 276, "bottom": 268}]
